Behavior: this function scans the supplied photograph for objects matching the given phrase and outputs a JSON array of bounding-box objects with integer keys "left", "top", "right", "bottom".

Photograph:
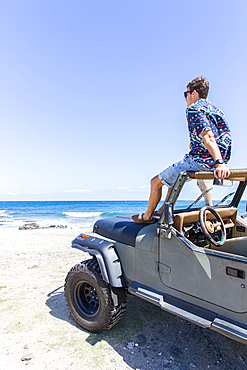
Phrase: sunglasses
[{"left": 184, "top": 90, "right": 194, "bottom": 98}]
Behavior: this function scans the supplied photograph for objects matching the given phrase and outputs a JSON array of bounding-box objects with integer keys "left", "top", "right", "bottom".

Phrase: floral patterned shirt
[{"left": 186, "top": 98, "right": 231, "bottom": 169}]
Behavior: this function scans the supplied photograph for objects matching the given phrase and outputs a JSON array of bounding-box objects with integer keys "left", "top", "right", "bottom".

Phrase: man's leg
[
  {"left": 133, "top": 157, "right": 197, "bottom": 222},
  {"left": 154, "top": 186, "right": 173, "bottom": 215},
  {"left": 148, "top": 157, "right": 211, "bottom": 216},
  {"left": 154, "top": 177, "right": 213, "bottom": 217},
  {"left": 142, "top": 176, "right": 165, "bottom": 221}
]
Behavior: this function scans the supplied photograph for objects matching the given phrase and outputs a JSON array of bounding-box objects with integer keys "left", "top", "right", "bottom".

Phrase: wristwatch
[{"left": 215, "top": 159, "right": 224, "bottom": 165}]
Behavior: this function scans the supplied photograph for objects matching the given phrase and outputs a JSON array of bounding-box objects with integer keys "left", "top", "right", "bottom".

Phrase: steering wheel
[{"left": 199, "top": 206, "right": 226, "bottom": 247}]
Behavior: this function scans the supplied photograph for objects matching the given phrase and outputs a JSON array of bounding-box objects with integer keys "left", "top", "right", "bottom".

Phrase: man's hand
[{"left": 214, "top": 163, "right": 230, "bottom": 179}]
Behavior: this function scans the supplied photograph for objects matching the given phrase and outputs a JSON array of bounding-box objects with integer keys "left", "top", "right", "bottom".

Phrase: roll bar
[{"left": 187, "top": 169, "right": 247, "bottom": 182}]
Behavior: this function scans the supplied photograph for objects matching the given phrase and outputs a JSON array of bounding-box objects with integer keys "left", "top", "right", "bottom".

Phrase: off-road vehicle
[{"left": 64, "top": 169, "right": 247, "bottom": 344}]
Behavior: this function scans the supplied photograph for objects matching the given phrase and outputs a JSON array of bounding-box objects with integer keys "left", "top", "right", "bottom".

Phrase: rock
[
  {"left": 19, "top": 223, "right": 67, "bottom": 230},
  {"left": 19, "top": 223, "right": 40, "bottom": 230},
  {"left": 189, "top": 363, "right": 197, "bottom": 368},
  {"left": 21, "top": 353, "right": 33, "bottom": 361},
  {"left": 126, "top": 342, "right": 135, "bottom": 350},
  {"left": 41, "top": 225, "right": 67, "bottom": 229}
]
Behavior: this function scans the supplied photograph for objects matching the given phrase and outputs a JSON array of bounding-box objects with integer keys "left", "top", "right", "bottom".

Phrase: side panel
[
  {"left": 115, "top": 223, "right": 159, "bottom": 286},
  {"left": 159, "top": 231, "right": 247, "bottom": 313},
  {"left": 114, "top": 242, "right": 135, "bottom": 283},
  {"left": 134, "top": 248, "right": 160, "bottom": 288},
  {"left": 135, "top": 223, "right": 158, "bottom": 252},
  {"left": 134, "top": 225, "right": 161, "bottom": 288}
]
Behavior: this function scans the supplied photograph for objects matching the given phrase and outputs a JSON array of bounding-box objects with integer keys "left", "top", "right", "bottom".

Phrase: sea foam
[{"left": 63, "top": 211, "right": 102, "bottom": 218}]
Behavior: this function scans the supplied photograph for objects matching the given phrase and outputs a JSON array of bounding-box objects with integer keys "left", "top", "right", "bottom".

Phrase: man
[{"left": 132, "top": 76, "right": 231, "bottom": 223}]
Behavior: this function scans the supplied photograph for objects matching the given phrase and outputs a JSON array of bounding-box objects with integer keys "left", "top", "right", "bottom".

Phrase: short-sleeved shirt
[{"left": 186, "top": 98, "right": 231, "bottom": 169}]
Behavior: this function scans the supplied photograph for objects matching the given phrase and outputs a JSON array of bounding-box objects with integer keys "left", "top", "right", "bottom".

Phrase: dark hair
[{"left": 187, "top": 76, "right": 209, "bottom": 98}]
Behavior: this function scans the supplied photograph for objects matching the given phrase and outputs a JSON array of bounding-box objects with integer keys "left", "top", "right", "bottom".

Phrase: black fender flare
[{"left": 72, "top": 235, "right": 127, "bottom": 288}]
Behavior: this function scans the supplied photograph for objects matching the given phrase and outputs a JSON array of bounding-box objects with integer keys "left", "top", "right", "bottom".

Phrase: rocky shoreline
[{"left": 18, "top": 222, "right": 67, "bottom": 230}]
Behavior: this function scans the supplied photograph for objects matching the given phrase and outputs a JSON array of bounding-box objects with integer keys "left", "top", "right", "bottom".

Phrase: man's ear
[{"left": 193, "top": 90, "right": 200, "bottom": 99}]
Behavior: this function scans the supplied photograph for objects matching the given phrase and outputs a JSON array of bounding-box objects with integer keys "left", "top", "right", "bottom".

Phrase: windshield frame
[{"left": 167, "top": 171, "right": 247, "bottom": 214}]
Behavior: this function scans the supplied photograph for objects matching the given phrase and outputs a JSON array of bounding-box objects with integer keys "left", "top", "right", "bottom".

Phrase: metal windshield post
[{"left": 157, "top": 172, "right": 189, "bottom": 238}]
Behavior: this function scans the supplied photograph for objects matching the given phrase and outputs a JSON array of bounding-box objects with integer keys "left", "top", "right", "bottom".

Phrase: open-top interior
[{"left": 170, "top": 169, "right": 247, "bottom": 256}]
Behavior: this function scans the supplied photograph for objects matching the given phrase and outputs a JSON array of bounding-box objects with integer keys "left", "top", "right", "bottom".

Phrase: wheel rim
[{"left": 74, "top": 281, "right": 100, "bottom": 317}]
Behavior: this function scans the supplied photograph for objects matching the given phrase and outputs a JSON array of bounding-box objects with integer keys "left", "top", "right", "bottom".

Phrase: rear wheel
[{"left": 64, "top": 258, "right": 127, "bottom": 333}]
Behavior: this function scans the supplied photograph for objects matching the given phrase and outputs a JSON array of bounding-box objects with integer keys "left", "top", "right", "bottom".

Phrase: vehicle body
[{"left": 64, "top": 169, "right": 247, "bottom": 344}]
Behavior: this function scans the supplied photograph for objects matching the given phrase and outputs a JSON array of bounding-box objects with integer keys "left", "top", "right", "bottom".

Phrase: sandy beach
[{"left": 1, "top": 227, "right": 247, "bottom": 370}]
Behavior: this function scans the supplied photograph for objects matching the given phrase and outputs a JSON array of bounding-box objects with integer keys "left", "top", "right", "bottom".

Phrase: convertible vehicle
[{"left": 64, "top": 169, "right": 247, "bottom": 344}]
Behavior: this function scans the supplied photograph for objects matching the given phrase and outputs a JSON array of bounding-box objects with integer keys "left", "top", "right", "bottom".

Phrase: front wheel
[{"left": 64, "top": 258, "right": 127, "bottom": 333}]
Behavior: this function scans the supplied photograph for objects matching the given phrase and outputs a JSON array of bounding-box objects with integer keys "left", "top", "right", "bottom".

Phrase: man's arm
[{"left": 199, "top": 130, "right": 230, "bottom": 179}]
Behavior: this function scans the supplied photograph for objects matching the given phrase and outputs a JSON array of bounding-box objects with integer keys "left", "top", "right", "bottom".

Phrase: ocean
[
  {"left": 0, "top": 201, "right": 150, "bottom": 231},
  {"left": 0, "top": 200, "right": 246, "bottom": 231},
  {"left": 0, "top": 201, "right": 246, "bottom": 232}
]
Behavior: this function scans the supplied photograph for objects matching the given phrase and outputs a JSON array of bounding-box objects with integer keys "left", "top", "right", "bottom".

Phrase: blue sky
[{"left": 1, "top": 0, "right": 247, "bottom": 200}]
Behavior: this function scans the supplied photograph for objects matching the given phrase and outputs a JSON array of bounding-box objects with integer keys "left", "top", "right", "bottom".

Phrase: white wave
[
  {"left": 0, "top": 218, "right": 22, "bottom": 228},
  {"left": 63, "top": 211, "right": 102, "bottom": 218},
  {"left": 0, "top": 210, "right": 12, "bottom": 218}
]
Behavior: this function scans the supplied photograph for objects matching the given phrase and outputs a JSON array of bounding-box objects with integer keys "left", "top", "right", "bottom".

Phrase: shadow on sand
[{"left": 46, "top": 286, "right": 247, "bottom": 370}]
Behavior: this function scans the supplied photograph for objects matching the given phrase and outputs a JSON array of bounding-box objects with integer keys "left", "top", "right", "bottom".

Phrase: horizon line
[{"left": 0, "top": 199, "right": 150, "bottom": 202}]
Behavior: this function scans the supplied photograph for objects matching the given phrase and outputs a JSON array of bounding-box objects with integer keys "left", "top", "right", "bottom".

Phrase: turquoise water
[
  {"left": 0, "top": 200, "right": 246, "bottom": 230},
  {"left": 0, "top": 201, "right": 150, "bottom": 230}
]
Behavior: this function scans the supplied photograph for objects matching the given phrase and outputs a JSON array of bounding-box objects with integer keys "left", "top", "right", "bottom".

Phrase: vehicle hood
[{"left": 93, "top": 216, "right": 157, "bottom": 247}]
